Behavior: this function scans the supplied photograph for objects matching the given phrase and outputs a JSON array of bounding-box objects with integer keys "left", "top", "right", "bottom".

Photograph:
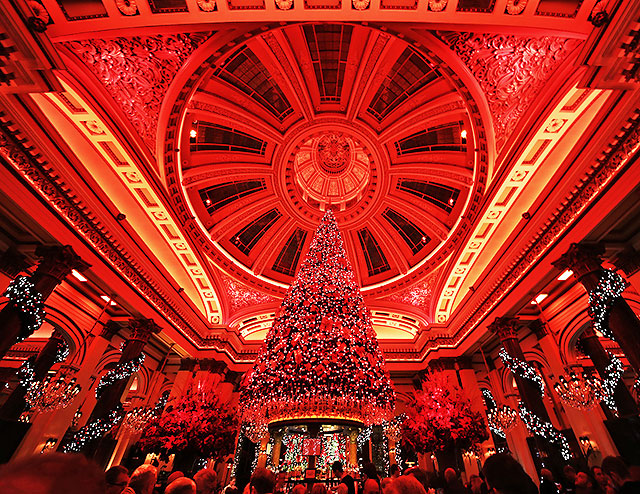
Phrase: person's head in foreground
[
  {"left": 165, "top": 477, "right": 197, "bottom": 494},
  {"left": 482, "top": 453, "right": 537, "bottom": 494},
  {"left": 194, "top": 468, "right": 217, "bottom": 494},
  {"left": 106, "top": 465, "right": 130, "bottom": 494},
  {"left": 0, "top": 453, "right": 105, "bottom": 494},
  {"left": 250, "top": 467, "right": 276, "bottom": 494},
  {"left": 128, "top": 464, "right": 158, "bottom": 494},
  {"left": 386, "top": 476, "right": 426, "bottom": 494}
]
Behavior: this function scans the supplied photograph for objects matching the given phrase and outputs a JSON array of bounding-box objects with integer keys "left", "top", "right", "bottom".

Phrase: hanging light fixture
[
  {"left": 121, "top": 405, "right": 156, "bottom": 433},
  {"left": 554, "top": 370, "right": 604, "bottom": 411},
  {"left": 487, "top": 404, "right": 518, "bottom": 434},
  {"left": 24, "top": 371, "right": 81, "bottom": 413}
]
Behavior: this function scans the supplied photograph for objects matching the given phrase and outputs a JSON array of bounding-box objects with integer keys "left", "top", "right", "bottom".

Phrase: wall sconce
[{"left": 41, "top": 438, "right": 57, "bottom": 454}]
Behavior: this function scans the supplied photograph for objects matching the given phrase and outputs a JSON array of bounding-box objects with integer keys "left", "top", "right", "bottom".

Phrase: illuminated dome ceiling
[{"left": 174, "top": 23, "right": 486, "bottom": 297}]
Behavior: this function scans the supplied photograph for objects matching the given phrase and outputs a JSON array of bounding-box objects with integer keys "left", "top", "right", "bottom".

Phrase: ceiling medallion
[
  {"left": 115, "top": 0, "right": 138, "bottom": 15},
  {"left": 352, "top": 0, "right": 370, "bottom": 10},
  {"left": 275, "top": 0, "right": 293, "bottom": 9},
  {"left": 316, "top": 133, "right": 351, "bottom": 175},
  {"left": 428, "top": 0, "right": 448, "bottom": 12},
  {"left": 290, "top": 128, "right": 374, "bottom": 214},
  {"left": 197, "top": 0, "right": 217, "bottom": 10},
  {"left": 505, "top": 0, "right": 527, "bottom": 15}
]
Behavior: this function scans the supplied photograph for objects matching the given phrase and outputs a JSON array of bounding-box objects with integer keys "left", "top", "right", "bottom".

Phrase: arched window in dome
[
  {"left": 382, "top": 208, "right": 430, "bottom": 255},
  {"left": 231, "top": 209, "right": 282, "bottom": 255},
  {"left": 357, "top": 228, "right": 390, "bottom": 276},
  {"left": 397, "top": 179, "right": 460, "bottom": 213}
]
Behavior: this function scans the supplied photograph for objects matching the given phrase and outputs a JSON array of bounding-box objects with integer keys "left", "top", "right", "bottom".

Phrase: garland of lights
[
  {"left": 518, "top": 403, "right": 571, "bottom": 460},
  {"left": 62, "top": 407, "right": 123, "bottom": 453},
  {"left": 95, "top": 353, "right": 145, "bottom": 399},
  {"left": 601, "top": 352, "right": 624, "bottom": 414},
  {"left": 5, "top": 275, "right": 45, "bottom": 341},
  {"left": 357, "top": 425, "right": 373, "bottom": 450},
  {"left": 588, "top": 269, "right": 627, "bottom": 341},
  {"left": 18, "top": 358, "right": 35, "bottom": 388},
  {"left": 55, "top": 341, "right": 69, "bottom": 363},
  {"left": 481, "top": 388, "right": 497, "bottom": 409},
  {"left": 499, "top": 348, "right": 545, "bottom": 396}
]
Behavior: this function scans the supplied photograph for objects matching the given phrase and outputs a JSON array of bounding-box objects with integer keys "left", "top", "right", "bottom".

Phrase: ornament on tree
[{"left": 240, "top": 210, "right": 395, "bottom": 426}]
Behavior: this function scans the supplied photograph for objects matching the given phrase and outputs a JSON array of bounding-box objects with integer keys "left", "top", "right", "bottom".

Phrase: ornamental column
[
  {"left": 530, "top": 320, "right": 619, "bottom": 457},
  {"left": 169, "top": 359, "right": 197, "bottom": 400},
  {"left": 553, "top": 243, "right": 640, "bottom": 373},
  {"left": 578, "top": 326, "right": 639, "bottom": 417},
  {"left": 88, "top": 318, "right": 160, "bottom": 422},
  {"left": 456, "top": 357, "right": 495, "bottom": 454},
  {"left": 485, "top": 356, "right": 537, "bottom": 481},
  {"left": 0, "top": 245, "right": 88, "bottom": 361},
  {"left": 12, "top": 320, "right": 120, "bottom": 459},
  {"left": 0, "top": 330, "right": 66, "bottom": 421},
  {"left": 489, "top": 317, "right": 566, "bottom": 465}
]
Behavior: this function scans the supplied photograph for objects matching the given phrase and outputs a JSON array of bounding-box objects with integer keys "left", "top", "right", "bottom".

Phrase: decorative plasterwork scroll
[
  {"left": 435, "top": 87, "right": 603, "bottom": 324},
  {"left": 63, "top": 33, "right": 211, "bottom": 149},
  {"left": 437, "top": 32, "right": 582, "bottom": 151},
  {"left": 383, "top": 268, "right": 440, "bottom": 315},
  {"left": 44, "top": 83, "right": 222, "bottom": 325},
  {"left": 220, "top": 273, "right": 279, "bottom": 314}
]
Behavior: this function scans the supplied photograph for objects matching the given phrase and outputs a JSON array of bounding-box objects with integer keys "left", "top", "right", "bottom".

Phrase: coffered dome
[{"left": 173, "top": 23, "right": 487, "bottom": 296}]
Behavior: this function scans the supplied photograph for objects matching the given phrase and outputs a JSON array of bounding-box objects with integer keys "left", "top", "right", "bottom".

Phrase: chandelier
[
  {"left": 554, "top": 371, "right": 604, "bottom": 411},
  {"left": 487, "top": 404, "right": 518, "bottom": 433},
  {"left": 24, "top": 373, "right": 81, "bottom": 413},
  {"left": 121, "top": 405, "right": 156, "bottom": 432}
]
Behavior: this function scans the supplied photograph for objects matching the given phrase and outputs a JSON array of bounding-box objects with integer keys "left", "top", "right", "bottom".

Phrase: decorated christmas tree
[{"left": 240, "top": 210, "right": 395, "bottom": 425}]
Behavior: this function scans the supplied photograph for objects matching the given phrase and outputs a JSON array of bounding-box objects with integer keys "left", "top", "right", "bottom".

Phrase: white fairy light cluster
[
  {"left": 95, "top": 354, "right": 145, "bottom": 399},
  {"left": 62, "top": 408, "right": 122, "bottom": 453},
  {"left": 18, "top": 358, "right": 35, "bottom": 388},
  {"left": 518, "top": 403, "right": 571, "bottom": 460},
  {"left": 601, "top": 352, "right": 624, "bottom": 414},
  {"left": 499, "top": 348, "right": 545, "bottom": 396},
  {"left": 588, "top": 269, "right": 626, "bottom": 341},
  {"left": 5, "top": 275, "right": 45, "bottom": 341}
]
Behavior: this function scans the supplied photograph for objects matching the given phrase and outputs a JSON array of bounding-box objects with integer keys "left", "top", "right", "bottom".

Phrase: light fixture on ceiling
[
  {"left": 71, "top": 269, "right": 87, "bottom": 282},
  {"left": 100, "top": 295, "right": 117, "bottom": 306},
  {"left": 557, "top": 269, "right": 573, "bottom": 281},
  {"left": 189, "top": 129, "right": 197, "bottom": 139},
  {"left": 460, "top": 129, "right": 468, "bottom": 144},
  {"left": 531, "top": 293, "right": 548, "bottom": 305}
]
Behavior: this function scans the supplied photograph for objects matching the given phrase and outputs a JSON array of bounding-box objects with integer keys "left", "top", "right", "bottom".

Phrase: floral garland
[
  {"left": 5, "top": 275, "right": 45, "bottom": 341},
  {"left": 518, "top": 403, "right": 571, "bottom": 460},
  {"left": 499, "top": 348, "right": 545, "bottom": 396},
  {"left": 95, "top": 354, "right": 145, "bottom": 399},
  {"left": 588, "top": 269, "right": 626, "bottom": 341},
  {"left": 601, "top": 352, "right": 624, "bottom": 414},
  {"left": 62, "top": 407, "right": 123, "bottom": 453}
]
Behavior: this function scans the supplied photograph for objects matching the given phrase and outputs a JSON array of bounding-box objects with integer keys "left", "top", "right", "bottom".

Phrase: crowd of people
[{"left": 0, "top": 452, "right": 639, "bottom": 494}]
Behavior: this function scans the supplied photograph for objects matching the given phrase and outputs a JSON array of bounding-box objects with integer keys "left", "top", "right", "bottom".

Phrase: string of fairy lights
[
  {"left": 499, "top": 348, "right": 572, "bottom": 460},
  {"left": 62, "top": 407, "right": 123, "bottom": 453},
  {"left": 588, "top": 269, "right": 627, "bottom": 341},
  {"left": 5, "top": 275, "right": 45, "bottom": 341},
  {"left": 95, "top": 353, "right": 145, "bottom": 399}
]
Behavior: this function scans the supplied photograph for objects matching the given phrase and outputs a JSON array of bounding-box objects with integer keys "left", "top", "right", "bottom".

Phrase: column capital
[
  {"left": 0, "top": 246, "right": 31, "bottom": 278},
  {"left": 529, "top": 319, "right": 549, "bottom": 340},
  {"left": 428, "top": 357, "right": 456, "bottom": 372},
  {"left": 613, "top": 246, "right": 640, "bottom": 276},
  {"left": 34, "top": 245, "right": 90, "bottom": 283},
  {"left": 488, "top": 317, "right": 520, "bottom": 342},
  {"left": 456, "top": 356, "right": 474, "bottom": 370},
  {"left": 179, "top": 358, "right": 197, "bottom": 372},
  {"left": 100, "top": 320, "right": 121, "bottom": 341},
  {"left": 198, "top": 359, "right": 227, "bottom": 375},
  {"left": 552, "top": 243, "right": 604, "bottom": 278},
  {"left": 127, "top": 318, "right": 161, "bottom": 343}
]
